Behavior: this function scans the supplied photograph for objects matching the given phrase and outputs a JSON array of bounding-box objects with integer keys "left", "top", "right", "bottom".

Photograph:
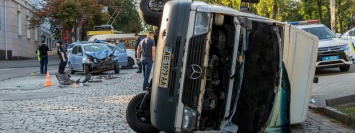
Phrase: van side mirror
[
  {"left": 313, "top": 77, "right": 319, "bottom": 83},
  {"left": 335, "top": 33, "right": 342, "bottom": 38}
]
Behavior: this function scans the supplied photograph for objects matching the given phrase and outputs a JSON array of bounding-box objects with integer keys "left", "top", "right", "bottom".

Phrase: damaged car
[
  {"left": 68, "top": 42, "right": 125, "bottom": 75},
  {"left": 126, "top": 0, "right": 319, "bottom": 133}
]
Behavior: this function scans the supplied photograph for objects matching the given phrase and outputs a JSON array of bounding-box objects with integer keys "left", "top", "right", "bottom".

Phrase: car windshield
[
  {"left": 84, "top": 45, "right": 111, "bottom": 52},
  {"left": 302, "top": 26, "right": 335, "bottom": 40}
]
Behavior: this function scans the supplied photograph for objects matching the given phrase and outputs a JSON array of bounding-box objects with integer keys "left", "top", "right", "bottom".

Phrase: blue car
[{"left": 68, "top": 42, "right": 128, "bottom": 75}]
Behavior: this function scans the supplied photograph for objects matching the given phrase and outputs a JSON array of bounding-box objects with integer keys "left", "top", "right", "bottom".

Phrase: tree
[
  {"left": 108, "top": 0, "right": 143, "bottom": 33},
  {"left": 335, "top": 0, "right": 354, "bottom": 33},
  {"left": 31, "top": 0, "right": 106, "bottom": 43}
]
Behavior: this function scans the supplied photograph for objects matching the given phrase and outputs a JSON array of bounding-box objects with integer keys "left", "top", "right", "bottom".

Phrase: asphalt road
[
  {"left": 315, "top": 64, "right": 355, "bottom": 77},
  {"left": 0, "top": 65, "right": 59, "bottom": 81}
]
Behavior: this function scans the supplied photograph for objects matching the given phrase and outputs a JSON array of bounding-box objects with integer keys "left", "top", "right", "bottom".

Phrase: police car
[{"left": 291, "top": 20, "right": 353, "bottom": 71}]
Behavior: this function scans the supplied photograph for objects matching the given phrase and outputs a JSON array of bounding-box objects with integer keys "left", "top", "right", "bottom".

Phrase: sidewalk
[
  {"left": 0, "top": 56, "right": 60, "bottom": 69},
  {"left": 309, "top": 71, "right": 355, "bottom": 129},
  {"left": 311, "top": 72, "right": 355, "bottom": 107}
]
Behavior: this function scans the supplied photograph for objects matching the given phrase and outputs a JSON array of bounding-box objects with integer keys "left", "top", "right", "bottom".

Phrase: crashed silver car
[{"left": 68, "top": 42, "right": 124, "bottom": 75}]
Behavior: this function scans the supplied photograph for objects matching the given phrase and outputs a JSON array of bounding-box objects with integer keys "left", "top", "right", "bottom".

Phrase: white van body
[{"left": 126, "top": 1, "right": 319, "bottom": 132}]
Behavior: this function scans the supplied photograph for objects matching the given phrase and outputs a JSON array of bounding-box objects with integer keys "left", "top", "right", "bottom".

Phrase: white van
[{"left": 126, "top": 1, "right": 319, "bottom": 133}]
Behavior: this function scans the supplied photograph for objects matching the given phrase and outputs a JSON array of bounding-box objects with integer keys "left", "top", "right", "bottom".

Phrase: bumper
[
  {"left": 316, "top": 50, "right": 353, "bottom": 68},
  {"left": 316, "top": 59, "right": 352, "bottom": 68},
  {"left": 86, "top": 60, "right": 115, "bottom": 72}
]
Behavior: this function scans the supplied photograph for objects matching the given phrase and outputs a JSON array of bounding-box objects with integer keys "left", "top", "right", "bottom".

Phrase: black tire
[
  {"left": 114, "top": 60, "right": 120, "bottom": 74},
  {"left": 138, "top": 0, "right": 163, "bottom": 26},
  {"left": 126, "top": 93, "right": 160, "bottom": 133},
  {"left": 122, "top": 57, "right": 134, "bottom": 69},
  {"left": 340, "top": 65, "right": 350, "bottom": 72},
  {"left": 68, "top": 62, "right": 75, "bottom": 74},
  {"left": 83, "top": 65, "right": 90, "bottom": 75}
]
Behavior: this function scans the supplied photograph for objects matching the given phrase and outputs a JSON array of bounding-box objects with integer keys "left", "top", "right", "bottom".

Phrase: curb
[{"left": 308, "top": 103, "right": 355, "bottom": 129}]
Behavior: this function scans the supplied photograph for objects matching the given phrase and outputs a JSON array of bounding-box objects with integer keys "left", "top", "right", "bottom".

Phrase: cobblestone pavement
[
  {"left": 291, "top": 110, "right": 354, "bottom": 133},
  {"left": 0, "top": 69, "right": 354, "bottom": 132}
]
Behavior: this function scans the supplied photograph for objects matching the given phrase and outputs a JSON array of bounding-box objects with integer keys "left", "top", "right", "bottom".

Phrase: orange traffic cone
[{"left": 44, "top": 72, "right": 53, "bottom": 87}]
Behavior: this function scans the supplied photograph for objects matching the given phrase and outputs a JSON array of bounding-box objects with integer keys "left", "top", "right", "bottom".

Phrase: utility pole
[{"left": 330, "top": 0, "right": 336, "bottom": 33}]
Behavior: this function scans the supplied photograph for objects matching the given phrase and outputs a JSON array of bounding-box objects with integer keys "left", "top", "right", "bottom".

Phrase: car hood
[
  {"left": 85, "top": 50, "right": 113, "bottom": 60},
  {"left": 319, "top": 38, "right": 349, "bottom": 48}
]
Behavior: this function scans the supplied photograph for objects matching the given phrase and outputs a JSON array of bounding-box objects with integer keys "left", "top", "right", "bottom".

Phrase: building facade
[{"left": 0, "top": 0, "right": 53, "bottom": 60}]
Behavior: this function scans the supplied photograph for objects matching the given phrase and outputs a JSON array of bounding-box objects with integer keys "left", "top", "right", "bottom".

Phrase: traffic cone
[{"left": 44, "top": 72, "right": 53, "bottom": 87}]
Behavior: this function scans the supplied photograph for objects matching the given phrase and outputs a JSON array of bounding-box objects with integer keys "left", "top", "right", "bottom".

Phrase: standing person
[
  {"left": 56, "top": 40, "right": 68, "bottom": 74},
  {"left": 38, "top": 41, "right": 50, "bottom": 74},
  {"left": 134, "top": 33, "right": 142, "bottom": 73},
  {"left": 137, "top": 31, "right": 155, "bottom": 91}
]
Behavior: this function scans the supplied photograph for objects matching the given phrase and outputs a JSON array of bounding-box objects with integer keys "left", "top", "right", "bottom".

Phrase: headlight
[
  {"left": 340, "top": 44, "right": 350, "bottom": 51},
  {"left": 182, "top": 106, "right": 197, "bottom": 131},
  {"left": 194, "top": 12, "right": 210, "bottom": 35}
]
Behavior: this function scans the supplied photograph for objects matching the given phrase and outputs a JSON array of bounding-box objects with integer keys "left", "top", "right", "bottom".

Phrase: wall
[{"left": 0, "top": 0, "right": 44, "bottom": 60}]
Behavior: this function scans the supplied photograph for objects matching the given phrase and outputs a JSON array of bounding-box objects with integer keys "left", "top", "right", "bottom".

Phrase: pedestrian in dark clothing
[
  {"left": 137, "top": 31, "right": 155, "bottom": 91},
  {"left": 38, "top": 40, "right": 50, "bottom": 74},
  {"left": 134, "top": 33, "right": 142, "bottom": 73},
  {"left": 56, "top": 40, "right": 68, "bottom": 74}
]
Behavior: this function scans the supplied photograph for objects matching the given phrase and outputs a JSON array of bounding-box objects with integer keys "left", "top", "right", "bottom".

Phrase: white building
[{"left": 0, "top": 0, "right": 54, "bottom": 60}]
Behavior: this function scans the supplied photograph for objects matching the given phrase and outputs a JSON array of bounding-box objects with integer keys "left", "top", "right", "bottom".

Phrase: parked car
[
  {"left": 342, "top": 27, "right": 355, "bottom": 57},
  {"left": 292, "top": 21, "right": 353, "bottom": 71},
  {"left": 68, "top": 42, "right": 127, "bottom": 74}
]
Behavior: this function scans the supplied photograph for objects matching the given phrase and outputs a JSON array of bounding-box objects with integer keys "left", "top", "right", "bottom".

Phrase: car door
[
  {"left": 114, "top": 43, "right": 128, "bottom": 67},
  {"left": 75, "top": 46, "right": 84, "bottom": 71},
  {"left": 69, "top": 46, "right": 79, "bottom": 70},
  {"left": 71, "top": 46, "right": 82, "bottom": 71}
]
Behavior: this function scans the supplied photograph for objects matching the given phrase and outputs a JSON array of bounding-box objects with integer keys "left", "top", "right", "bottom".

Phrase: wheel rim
[
  {"left": 135, "top": 101, "right": 150, "bottom": 123},
  {"left": 126, "top": 58, "right": 133, "bottom": 68}
]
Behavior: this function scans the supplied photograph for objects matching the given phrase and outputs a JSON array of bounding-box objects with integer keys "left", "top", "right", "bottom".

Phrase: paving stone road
[{"left": 0, "top": 69, "right": 354, "bottom": 133}]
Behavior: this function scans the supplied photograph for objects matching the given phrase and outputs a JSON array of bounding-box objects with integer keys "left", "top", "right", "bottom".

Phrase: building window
[
  {"left": 26, "top": 15, "right": 30, "bottom": 38},
  {"left": 18, "top": 11, "right": 22, "bottom": 36},
  {"left": 35, "top": 27, "right": 38, "bottom": 41}
]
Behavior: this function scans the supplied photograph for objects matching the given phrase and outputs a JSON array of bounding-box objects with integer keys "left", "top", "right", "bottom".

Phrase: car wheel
[
  {"left": 122, "top": 57, "right": 134, "bottom": 69},
  {"left": 69, "top": 63, "right": 75, "bottom": 74},
  {"left": 138, "top": 0, "right": 163, "bottom": 26},
  {"left": 339, "top": 65, "right": 350, "bottom": 72},
  {"left": 114, "top": 60, "right": 120, "bottom": 74},
  {"left": 126, "top": 93, "right": 160, "bottom": 133},
  {"left": 84, "top": 65, "right": 90, "bottom": 75}
]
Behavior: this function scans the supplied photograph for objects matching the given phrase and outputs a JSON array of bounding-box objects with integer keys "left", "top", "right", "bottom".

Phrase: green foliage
[
  {"left": 109, "top": 0, "right": 143, "bottom": 33},
  {"left": 31, "top": 0, "right": 143, "bottom": 42},
  {"left": 334, "top": 105, "right": 355, "bottom": 119},
  {"left": 203, "top": 0, "right": 354, "bottom": 33}
]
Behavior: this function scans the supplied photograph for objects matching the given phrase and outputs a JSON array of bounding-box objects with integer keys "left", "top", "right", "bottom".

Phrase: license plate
[
  {"left": 159, "top": 47, "right": 173, "bottom": 88},
  {"left": 322, "top": 55, "right": 339, "bottom": 61}
]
